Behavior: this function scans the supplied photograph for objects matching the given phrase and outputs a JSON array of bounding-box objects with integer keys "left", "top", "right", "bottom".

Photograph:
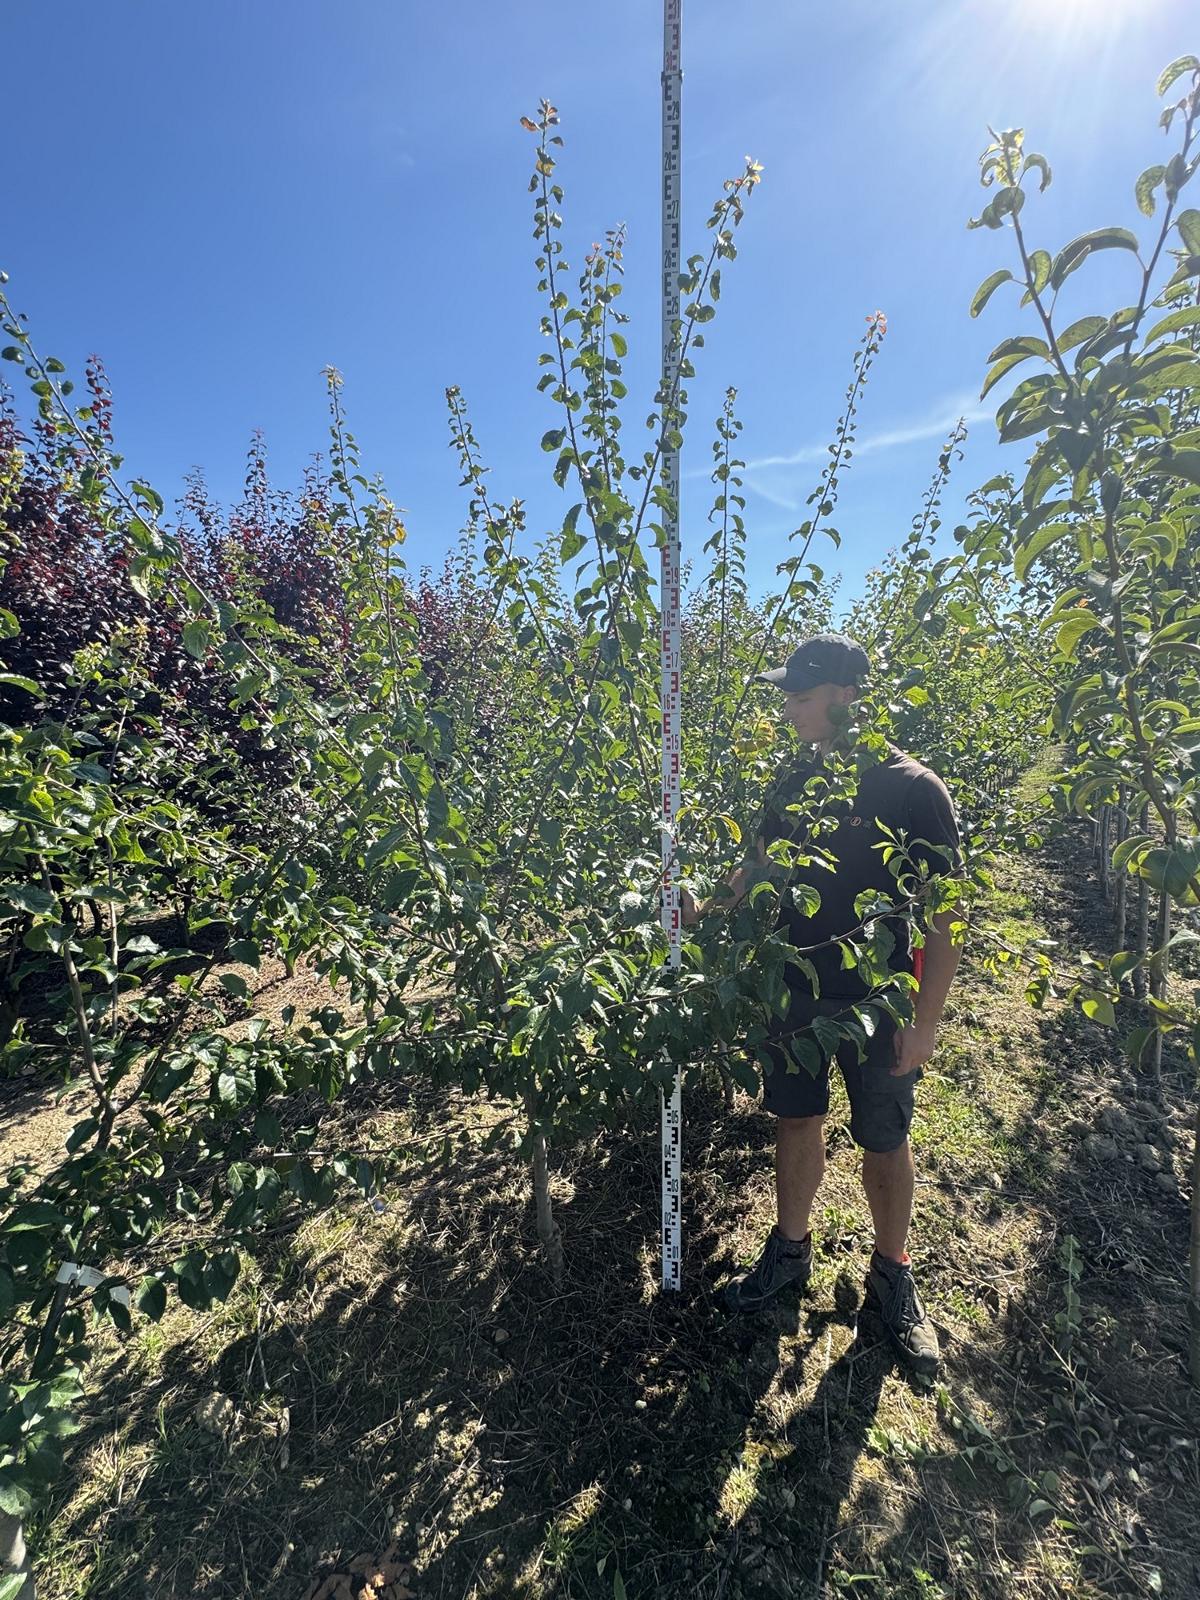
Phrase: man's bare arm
[
  {"left": 914, "top": 908, "right": 962, "bottom": 1033},
  {"left": 680, "top": 838, "right": 768, "bottom": 925},
  {"left": 891, "top": 906, "right": 963, "bottom": 1076}
]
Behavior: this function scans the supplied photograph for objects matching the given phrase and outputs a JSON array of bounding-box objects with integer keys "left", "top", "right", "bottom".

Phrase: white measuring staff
[{"left": 659, "top": 0, "right": 683, "bottom": 1293}]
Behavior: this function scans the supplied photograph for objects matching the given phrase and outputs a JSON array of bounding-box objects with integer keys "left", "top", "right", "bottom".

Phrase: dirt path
[{"left": 27, "top": 820, "right": 1200, "bottom": 1600}]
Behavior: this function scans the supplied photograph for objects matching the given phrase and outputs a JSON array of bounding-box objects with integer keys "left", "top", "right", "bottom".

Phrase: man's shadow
[{"left": 685, "top": 1213, "right": 893, "bottom": 1593}]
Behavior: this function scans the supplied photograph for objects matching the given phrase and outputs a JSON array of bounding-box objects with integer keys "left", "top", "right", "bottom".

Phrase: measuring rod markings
[{"left": 659, "top": 0, "right": 683, "bottom": 1293}]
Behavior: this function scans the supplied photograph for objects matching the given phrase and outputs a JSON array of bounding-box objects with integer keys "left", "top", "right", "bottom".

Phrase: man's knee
[
  {"left": 776, "top": 1112, "right": 826, "bottom": 1144},
  {"left": 860, "top": 1134, "right": 912, "bottom": 1163}
]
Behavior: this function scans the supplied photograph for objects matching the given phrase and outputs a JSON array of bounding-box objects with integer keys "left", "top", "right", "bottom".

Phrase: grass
[{"left": 18, "top": 806, "right": 1200, "bottom": 1600}]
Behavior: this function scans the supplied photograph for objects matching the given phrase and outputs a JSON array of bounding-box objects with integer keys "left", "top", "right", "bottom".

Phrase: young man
[{"left": 682, "top": 633, "right": 962, "bottom": 1373}]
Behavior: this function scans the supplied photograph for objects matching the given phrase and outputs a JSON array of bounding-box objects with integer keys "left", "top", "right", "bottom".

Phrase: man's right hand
[{"left": 679, "top": 885, "right": 701, "bottom": 927}]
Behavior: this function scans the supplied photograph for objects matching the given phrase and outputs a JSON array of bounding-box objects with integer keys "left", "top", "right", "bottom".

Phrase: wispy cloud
[
  {"left": 699, "top": 394, "right": 993, "bottom": 512},
  {"left": 745, "top": 396, "right": 992, "bottom": 472}
]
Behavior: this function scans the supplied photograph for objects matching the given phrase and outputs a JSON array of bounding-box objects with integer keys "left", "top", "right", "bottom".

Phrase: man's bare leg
[
  {"left": 776, "top": 1114, "right": 826, "bottom": 1241},
  {"left": 860, "top": 1139, "right": 914, "bottom": 1261},
  {"left": 724, "top": 1114, "right": 823, "bottom": 1310}
]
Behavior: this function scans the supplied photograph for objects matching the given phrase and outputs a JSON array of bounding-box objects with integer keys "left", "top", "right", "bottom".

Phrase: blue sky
[{"left": 4, "top": 0, "right": 1194, "bottom": 606}]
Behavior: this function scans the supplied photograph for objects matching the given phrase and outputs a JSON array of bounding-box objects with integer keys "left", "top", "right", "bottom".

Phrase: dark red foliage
[
  {"left": 0, "top": 393, "right": 349, "bottom": 732},
  {"left": 407, "top": 557, "right": 496, "bottom": 703},
  {"left": 0, "top": 366, "right": 164, "bottom": 721},
  {"left": 185, "top": 433, "right": 350, "bottom": 654},
  {"left": 0, "top": 369, "right": 505, "bottom": 773}
]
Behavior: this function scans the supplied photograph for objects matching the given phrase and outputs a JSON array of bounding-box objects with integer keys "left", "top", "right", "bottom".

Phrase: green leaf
[
  {"left": 131, "top": 480, "right": 164, "bottom": 514},
  {"left": 1136, "top": 165, "right": 1166, "bottom": 217},
  {"left": 1057, "top": 315, "right": 1106, "bottom": 354},
  {"left": 1015, "top": 521, "right": 1072, "bottom": 582},
  {"left": 541, "top": 428, "right": 566, "bottom": 453},
  {"left": 1144, "top": 305, "right": 1200, "bottom": 344},
  {"left": 1148, "top": 615, "right": 1200, "bottom": 647},
  {"left": 613, "top": 1572, "right": 627, "bottom": 1600},
  {"left": 0, "top": 881, "right": 57, "bottom": 916},
  {"left": 1178, "top": 210, "right": 1200, "bottom": 255},
  {"left": 1139, "top": 838, "right": 1200, "bottom": 902},
  {"left": 182, "top": 619, "right": 211, "bottom": 660},
  {"left": 969, "top": 268, "right": 1012, "bottom": 318},
  {"left": 1156, "top": 450, "right": 1200, "bottom": 489},
  {"left": 968, "top": 185, "right": 1025, "bottom": 231},
  {"left": 1166, "top": 253, "right": 1200, "bottom": 289},
  {"left": 1109, "top": 950, "right": 1142, "bottom": 984},
  {"left": 219, "top": 972, "right": 250, "bottom": 1001},
  {"left": 1016, "top": 498, "right": 1071, "bottom": 544},
  {"left": 981, "top": 351, "right": 1034, "bottom": 399},
  {"left": 0, "top": 669, "right": 39, "bottom": 698},
  {"left": 4, "top": 1201, "right": 67, "bottom": 1233},
  {"left": 1054, "top": 611, "right": 1097, "bottom": 657},
  {"left": 0, "top": 1472, "right": 32, "bottom": 1519},
  {"left": 1027, "top": 249, "right": 1051, "bottom": 295},
  {"left": 987, "top": 335, "right": 1049, "bottom": 364},
  {"left": 560, "top": 503, "right": 586, "bottom": 562},
  {"left": 1081, "top": 995, "right": 1115, "bottom": 1027},
  {"left": 1123, "top": 1025, "right": 1154, "bottom": 1065},
  {"left": 1022, "top": 153, "right": 1052, "bottom": 192},
  {"left": 175, "top": 1270, "right": 212, "bottom": 1312},
  {"left": 135, "top": 1277, "right": 167, "bottom": 1321},
  {"left": 0, "top": 1570, "right": 30, "bottom": 1600},
  {"left": 610, "top": 332, "right": 627, "bottom": 357},
  {"left": 71, "top": 760, "right": 111, "bottom": 785},
  {"left": 1112, "top": 833, "right": 1154, "bottom": 871},
  {"left": 205, "top": 1250, "right": 240, "bottom": 1303},
  {"left": 65, "top": 1117, "right": 98, "bottom": 1154},
  {"left": 1156, "top": 55, "right": 1199, "bottom": 97},
  {"left": 1050, "top": 228, "right": 1140, "bottom": 292},
  {"left": 127, "top": 556, "right": 153, "bottom": 599}
]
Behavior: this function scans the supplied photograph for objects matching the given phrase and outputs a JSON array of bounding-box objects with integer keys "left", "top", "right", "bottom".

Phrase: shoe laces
[
  {"left": 882, "top": 1264, "right": 922, "bottom": 1329},
  {"left": 753, "top": 1231, "right": 782, "bottom": 1284}
]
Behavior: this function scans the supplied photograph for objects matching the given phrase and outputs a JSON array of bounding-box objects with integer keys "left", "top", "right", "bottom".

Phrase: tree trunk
[
  {"left": 1099, "top": 805, "right": 1111, "bottom": 901},
  {"left": 0, "top": 1511, "right": 34, "bottom": 1600},
  {"left": 1149, "top": 892, "right": 1171, "bottom": 1083},
  {"left": 1113, "top": 792, "right": 1127, "bottom": 955},
  {"left": 1133, "top": 803, "right": 1150, "bottom": 1000},
  {"left": 525, "top": 1092, "right": 563, "bottom": 1282},
  {"left": 1190, "top": 1091, "right": 1200, "bottom": 1386},
  {"left": 716, "top": 1044, "right": 736, "bottom": 1113}
]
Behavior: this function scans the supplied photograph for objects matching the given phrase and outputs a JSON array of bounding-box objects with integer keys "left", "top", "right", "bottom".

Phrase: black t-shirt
[{"left": 758, "top": 745, "right": 961, "bottom": 999}]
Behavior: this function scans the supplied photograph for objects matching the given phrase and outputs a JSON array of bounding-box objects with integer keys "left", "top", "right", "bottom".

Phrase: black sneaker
[
  {"left": 865, "top": 1250, "right": 940, "bottom": 1374},
  {"left": 723, "top": 1227, "right": 813, "bottom": 1312}
]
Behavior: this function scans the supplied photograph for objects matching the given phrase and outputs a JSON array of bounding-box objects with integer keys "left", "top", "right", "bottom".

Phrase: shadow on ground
[{"left": 33, "top": 819, "right": 1200, "bottom": 1600}]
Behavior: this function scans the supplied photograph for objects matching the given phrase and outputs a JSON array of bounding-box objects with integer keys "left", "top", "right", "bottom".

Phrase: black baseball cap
[{"left": 756, "top": 632, "right": 869, "bottom": 692}]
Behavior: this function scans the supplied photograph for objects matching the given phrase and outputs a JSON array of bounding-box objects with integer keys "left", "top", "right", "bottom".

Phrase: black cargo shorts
[{"left": 759, "top": 992, "right": 919, "bottom": 1153}]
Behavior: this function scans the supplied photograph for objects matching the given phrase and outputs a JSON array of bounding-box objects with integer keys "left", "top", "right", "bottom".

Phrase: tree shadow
[
  {"left": 38, "top": 1080, "right": 898, "bottom": 1599},
  {"left": 33, "top": 821, "right": 1200, "bottom": 1599}
]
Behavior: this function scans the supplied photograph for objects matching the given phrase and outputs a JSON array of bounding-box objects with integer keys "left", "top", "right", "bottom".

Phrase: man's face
[{"left": 778, "top": 681, "right": 855, "bottom": 743}]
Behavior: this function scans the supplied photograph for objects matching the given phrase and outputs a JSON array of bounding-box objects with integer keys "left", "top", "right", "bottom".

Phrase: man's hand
[
  {"left": 679, "top": 849, "right": 764, "bottom": 929},
  {"left": 890, "top": 1020, "right": 938, "bottom": 1077}
]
